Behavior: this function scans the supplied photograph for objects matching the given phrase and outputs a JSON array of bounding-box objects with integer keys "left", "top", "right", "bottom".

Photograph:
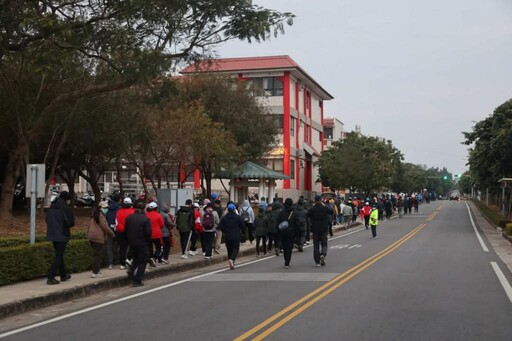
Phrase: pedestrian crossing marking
[
  {"left": 193, "top": 273, "right": 339, "bottom": 282},
  {"left": 330, "top": 244, "right": 361, "bottom": 250}
]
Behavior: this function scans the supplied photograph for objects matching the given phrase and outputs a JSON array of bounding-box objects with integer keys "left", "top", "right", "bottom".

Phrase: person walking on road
[
  {"left": 342, "top": 201, "right": 353, "bottom": 229},
  {"left": 276, "top": 198, "right": 299, "bottom": 269},
  {"left": 254, "top": 202, "right": 270, "bottom": 257},
  {"left": 202, "top": 203, "right": 219, "bottom": 259},
  {"left": 125, "top": 199, "right": 152, "bottom": 287},
  {"left": 268, "top": 199, "right": 283, "bottom": 254},
  {"left": 369, "top": 206, "right": 379, "bottom": 239},
  {"left": 46, "top": 191, "right": 75, "bottom": 285},
  {"left": 175, "top": 199, "right": 194, "bottom": 259},
  {"left": 87, "top": 201, "right": 115, "bottom": 278},
  {"left": 397, "top": 196, "right": 404, "bottom": 218},
  {"left": 218, "top": 203, "right": 245, "bottom": 269},
  {"left": 294, "top": 199, "right": 308, "bottom": 252},
  {"left": 307, "top": 195, "right": 333, "bottom": 267},
  {"left": 362, "top": 202, "right": 371, "bottom": 229},
  {"left": 115, "top": 197, "right": 135, "bottom": 270}
]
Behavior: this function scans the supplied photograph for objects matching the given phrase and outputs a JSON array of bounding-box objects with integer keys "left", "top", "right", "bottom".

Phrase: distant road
[{"left": 2, "top": 200, "right": 512, "bottom": 340}]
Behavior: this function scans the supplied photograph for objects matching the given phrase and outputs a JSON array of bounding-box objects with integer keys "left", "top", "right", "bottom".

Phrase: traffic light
[{"left": 443, "top": 175, "right": 448, "bottom": 180}]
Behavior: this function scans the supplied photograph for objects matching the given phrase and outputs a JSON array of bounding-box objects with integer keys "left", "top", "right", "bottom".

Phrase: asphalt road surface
[{"left": 2, "top": 200, "right": 512, "bottom": 340}]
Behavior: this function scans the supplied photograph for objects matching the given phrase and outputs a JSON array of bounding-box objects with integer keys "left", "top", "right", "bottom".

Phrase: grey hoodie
[{"left": 240, "top": 200, "right": 255, "bottom": 224}]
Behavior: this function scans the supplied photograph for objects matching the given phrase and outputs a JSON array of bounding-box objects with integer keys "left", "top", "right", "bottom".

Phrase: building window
[
  {"left": 250, "top": 77, "right": 284, "bottom": 96},
  {"left": 324, "top": 127, "right": 333, "bottom": 140},
  {"left": 290, "top": 160, "right": 295, "bottom": 179},
  {"left": 290, "top": 117, "right": 295, "bottom": 136},
  {"left": 306, "top": 92, "right": 311, "bottom": 110},
  {"left": 305, "top": 125, "right": 310, "bottom": 143},
  {"left": 319, "top": 131, "right": 322, "bottom": 142},
  {"left": 267, "top": 159, "right": 284, "bottom": 172}
]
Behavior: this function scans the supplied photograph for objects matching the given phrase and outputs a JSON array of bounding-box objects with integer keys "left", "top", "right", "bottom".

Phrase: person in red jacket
[
  {"left": 146, "top": 201, "right": 164, "bottom": 267},
  {"left": 362, "top": 202, "right": 372, "bottom": 229},
  {"left": 115, "top": 197, "right": 135, "bottom": 269}
]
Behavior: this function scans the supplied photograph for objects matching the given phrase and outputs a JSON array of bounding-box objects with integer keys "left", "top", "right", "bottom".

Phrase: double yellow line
[{"left": 234, "top": 222, "right": 428, "bottom": 341}]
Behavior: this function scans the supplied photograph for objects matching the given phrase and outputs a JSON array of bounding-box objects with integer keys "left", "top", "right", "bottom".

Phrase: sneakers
[
  {"left": 180, "top": 254, "right": 188, "bottom": 259},
  {"left": 132, "top": 282, "right": 144, "bottom": 287},
  {"left": 120, "top": 265, "right": 126, "bottom": 270},
  {"left": 284, "top": 265, "right": 290, "bottom": 269},
  {"left": 108, "top": 265, "right": 113, "bottom": 270},
  {"left": 315, "top": 263, "right": 321, "bottom": 267},
  {"left": 149, "top": 258, "right": 157, "bottom": 268},
  {"left": 320, "top": 255, "right": 326, "bottom": 266},
  {"left": 298, "top": 246, "right": 303, "bottom": 252},
  {"left": 189, "top": 250, "right": 197, "bottom": 256},
  {"left": 202, "top": 252, "right": 206, "bottom": 256},
  {"left": 228, "top": 259, "right": 235, "bottom": 270},
  {"left": 47, "top": 278, "right": 60, "bottom": 285},
  {"left": 125, "top": 259, "right": 133, "bottom": 267},
  {"left": 204, "top": 256, "right": 212, "bottom": 260},
  {"left": 161, "top": 259, "right": 169, "bottom": 264},
  {"left": 60, "top": 274, "right": 71, "bottom": 282},
  {"left": 91, "top": 272, "right": 103, "bottom": 278}
]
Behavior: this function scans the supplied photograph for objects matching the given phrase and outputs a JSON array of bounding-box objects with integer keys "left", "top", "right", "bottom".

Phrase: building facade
[
  {"left": 182, "top": 55, "right": 333, "bottom": 200},
  {"left": 323, "top": 117, "right": 344, "bottom": 149}
]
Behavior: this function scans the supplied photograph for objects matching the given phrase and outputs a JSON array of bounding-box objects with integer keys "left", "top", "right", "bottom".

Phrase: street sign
[{"left": 25, "top": 164, "right": 46, "bottom": 198}]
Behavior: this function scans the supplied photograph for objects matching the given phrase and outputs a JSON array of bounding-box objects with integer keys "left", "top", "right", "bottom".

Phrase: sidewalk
[{"left": 0, "top": 224, "right": 355, "bottom": 320}]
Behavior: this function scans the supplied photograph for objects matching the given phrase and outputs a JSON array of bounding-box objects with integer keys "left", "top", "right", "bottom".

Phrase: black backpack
[{"left": 240, "top": 207, "right": 250, "bottom": 223}]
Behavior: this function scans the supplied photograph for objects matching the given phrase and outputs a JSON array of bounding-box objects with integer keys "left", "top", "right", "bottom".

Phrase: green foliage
[
  {"left": 0, "top": 239, "right": 103, "bottom": 286},
  {"left": 316, "top": 132, "right": 403, "bottom": 193},
  {"left": 0, "top": 232, "right": 86, "bottom": 248},
  {"left": 506, "top": 223, "right": 512, "bottom": 235},
  {"left": 458, "top": 173, "right": 473, "bottom": 195},
  {"left": 472, "top": 199, "right": 509, "bottom": 228},
  {"left": 464, "top": 99, "right": 512, "bottom": 193}
]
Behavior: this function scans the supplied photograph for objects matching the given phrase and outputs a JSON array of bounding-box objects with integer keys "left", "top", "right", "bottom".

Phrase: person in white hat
[
  {"left": 115, "top": 197, "right": 135, "bottom": 269},
  {"left": 146, "top": 201, "right": 164, "bottom": 267}
]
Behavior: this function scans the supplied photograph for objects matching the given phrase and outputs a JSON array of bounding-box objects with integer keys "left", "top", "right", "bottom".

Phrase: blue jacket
[{"left": 218, "top": 211, "right": 245, "bottom": 241}]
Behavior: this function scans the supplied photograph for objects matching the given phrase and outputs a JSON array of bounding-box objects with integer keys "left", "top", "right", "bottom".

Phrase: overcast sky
[{"left": 215, "top": 0, "right": 512, "bottom": 175}]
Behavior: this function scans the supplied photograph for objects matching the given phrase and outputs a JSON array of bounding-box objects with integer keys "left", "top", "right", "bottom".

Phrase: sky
[{"left": 214, "top": 0, "right": 512, "bottom": 175}]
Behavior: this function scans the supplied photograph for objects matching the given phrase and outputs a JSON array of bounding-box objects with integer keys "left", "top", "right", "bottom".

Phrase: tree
[
  {"left": 463, "top": 99, "right": 512, "bottom": 193},
  {"left": 0, "top": 1, "right": 294, "bottom": 218},
  {"left": 316, "top": 132, "right": 403, "bottom": 193}
]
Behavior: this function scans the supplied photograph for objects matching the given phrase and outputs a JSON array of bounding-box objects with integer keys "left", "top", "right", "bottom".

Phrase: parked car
[{"left": 75, "top": 192, "right": 95, "bottom": 207}]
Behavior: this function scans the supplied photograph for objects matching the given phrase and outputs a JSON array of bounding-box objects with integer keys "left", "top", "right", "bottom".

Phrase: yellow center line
[
  {"left": 252, "top": 223, "right": 427, "bottom": 341},
  {"left": 234, "top": 223, "right": 427, "bottom": 341}
]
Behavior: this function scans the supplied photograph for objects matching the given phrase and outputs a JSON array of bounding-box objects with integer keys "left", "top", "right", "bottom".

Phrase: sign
[{"left": 25, "top": 164, "right": 46, "bottom": 198}]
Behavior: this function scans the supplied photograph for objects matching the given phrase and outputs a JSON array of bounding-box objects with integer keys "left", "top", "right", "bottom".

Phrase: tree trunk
[
  {"left": 0, "top": 140, "right": 29, "bottom": 220},
  {"left": 115, "top": 160, "right": 125, "bottom": 197}
]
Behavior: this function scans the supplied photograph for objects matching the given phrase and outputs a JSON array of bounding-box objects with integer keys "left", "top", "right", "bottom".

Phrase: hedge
[
  {"left": 472, "top": 199, "right": 510, "bottom": 228},
  {"left": 0, "top": 239, "right": 117, "bottom": 286},
  {"left": 506, "top": 223, "right": 512, "bottom": 235},
  {"left": 0, "top": 232, "right": 87, "bottom": 248}
]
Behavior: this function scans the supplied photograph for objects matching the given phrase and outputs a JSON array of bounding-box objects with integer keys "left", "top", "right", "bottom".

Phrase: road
[{"left": 2, "top": 200, "right": 512, "bottom": 340}]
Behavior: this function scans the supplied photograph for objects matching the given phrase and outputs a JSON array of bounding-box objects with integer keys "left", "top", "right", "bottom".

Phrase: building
[
  {"left": 181, "top": 55, "right": 334, "bottom": 200},
  {"left": 323, "top": 117, "right": 344, "bottom": 149}
]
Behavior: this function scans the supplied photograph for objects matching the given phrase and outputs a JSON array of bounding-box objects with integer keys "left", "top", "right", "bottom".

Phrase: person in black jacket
[
  {"left": 307, "top": 195, "right": 333, "bottom": 267},
  {"left": 218, "top": 203, "right": 245, "bottom": 270},
  {"left": 46, "top": 191, "right": 75, "bottom": 285},
  {"left": 125, "top": 199, "right": 152, "bottom": 286},
  {"left": 294, "top": 199, "right": 308, "bottom": 252},
  {"left": 276, "top": 198, "right": 299, "bottom": 269}
]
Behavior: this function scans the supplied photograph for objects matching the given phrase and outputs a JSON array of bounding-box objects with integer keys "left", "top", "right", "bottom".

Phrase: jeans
[
  {"left": 371, "top": 225, "right": 377, "bottom": 238},
  {"left": 128, "top": 244, "right": 149, "bottom": 285},
  {"left": 364, "top": 216, "right": 370, "bottom": 228},
  {"left": 246, "top": 223, "right": 255, "bottom": 243},
  {"left": 89, "top": 241, "right": 103, "bottom": 274},
  {"left": 225, "top": 240, "right": 240, "bottom": 262},
  {"left": 190, "top": 230, "right": 200, "bottom": 251},
  {"left": 202, "top": 232, "right": 215, "bottom": 257},
  {"left": 106, "top": 231, "right": 114, "bottom": 266},
  {"left": 256, "top": 236, "right": 267, "bottom": 255},
  {"left": 161, "top": 236, "right": 171, "bottom": 260},
  {"left": 48, "top": 241, "right": 67, "bottom": 279},
  {"left": 115, "top": 231, "right": 128, "bottom": 266},
  {"left": 151, "top": 238, "right": 163, "bottom": 261},
  {"left": 313, "top": 232, "right": 328, "bottom": 264},
  {"left": 179, "top": 231, "right": 191, "bottom": 254},
  {"left": 267, "top": 232, "right": 279, "bottom": 251}
]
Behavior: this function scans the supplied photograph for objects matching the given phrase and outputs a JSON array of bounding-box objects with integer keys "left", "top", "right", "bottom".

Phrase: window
[
  {"left": 324, "top": 127, "right": 333, "bottom": 140},
  {"left": 319, "top": 131, "right": 322, "bottom": 142},
  {"left": 267, "top": 114, "right": 283, "bottom": 134},
  {"left": 290, "top": 117, "right": 295, "bottom": 136},
  {"left": 290, "top": 160, "right": 295, "bottom": 179},
  {"left": 267, "top": 159, "right": 284, "bottom": 172},
  {"left": 250, "top": 77, "right": 284, "bottom": 96},
  {"left": 305, "top": 125, "right": 310, "bottom": 143}
]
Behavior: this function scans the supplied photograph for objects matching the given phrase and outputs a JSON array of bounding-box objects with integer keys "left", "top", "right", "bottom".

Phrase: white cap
[
  {"left": 123, "top": 197, "right": 133, "bottom": 204},
  {"left": 148, "top": 202, "right": 158, "bottom": 209},
  {"left": 192, "top": 203, "right": 200, "bottom": 208}
]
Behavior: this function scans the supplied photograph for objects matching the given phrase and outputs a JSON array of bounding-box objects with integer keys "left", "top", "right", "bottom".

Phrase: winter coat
[
  {"left": 294, "top": 206, "right": 308, "bottom": 231},
  {"left": 46, "top": 197, "right": 75, "bottom": 242},
  {"left": 267, "top": 203, "right": 283, "bottom": 234},
  {"left": 175, "top": 206, "right": 194, "bottom": 233},
  {"left": 307, "top": 202, "right": 333, "bottom": 234},
  {"left": 218, "top": 211, "right": 245, "bottom": 241},
  {"left": 370, "top": 209, "right": 379, "bottom": 226},
  {"left": 160, "top": 209, "right": 174, "bottom": 238},
  {"left": 240, "top": 200, "right": 255, "bottom": 224},
  {"left": 146, "top": 210, "right": 164, "bottom": 239},
  {"left": 342, "top": 204, "right": 353, "bottom": 217},
  {"left": 87, "top": 214, "right": 115, "bottom": 244},
  {"left": 362, "top": 205, "right": 372, "bottom": 217},
  {"left": 125, "top": 211, "right": 152, "bottom": 246},
  {"left": 115, "top": 207, "right": 135, "bottom": 233},
  {"left": 276, "top": 205, "right": 298, "bottom": 238},
  {"left": 253, "top": 213, "right": 269, "bottom": 237},
  {"left": 105, "top": 200, "right": 120, "bottom": 229}
]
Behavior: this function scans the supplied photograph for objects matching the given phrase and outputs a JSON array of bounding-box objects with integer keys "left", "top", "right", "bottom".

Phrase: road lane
[{"left": 2, "top": 200, "right": 512, "bottom": 340}]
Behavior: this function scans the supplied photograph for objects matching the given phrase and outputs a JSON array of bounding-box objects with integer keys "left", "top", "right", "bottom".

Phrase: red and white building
[{"left": 182, "top": 55, "right": 334, "bottom": 200}]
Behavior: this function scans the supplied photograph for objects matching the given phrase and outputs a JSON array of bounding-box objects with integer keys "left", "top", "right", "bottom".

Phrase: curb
[
  {"left": 468, "top": 200, "right": 512, "bottom": 245},
  {"left": 0, "top": 223, "right": 359, "bottom": 320}
]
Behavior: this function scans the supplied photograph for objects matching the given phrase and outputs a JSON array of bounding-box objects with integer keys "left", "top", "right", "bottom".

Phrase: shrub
[
  {"left": 472, "top": 199, "right": 509, "bottom": 227},
  {"left": 506, "top": 223, "right": 512, "bottom": 235},
  {"left": 0, "top": 232, "right": 86, "bottom": 248},
  {"left": 0, "top": 239, "right": 115, "bottom": 286}
]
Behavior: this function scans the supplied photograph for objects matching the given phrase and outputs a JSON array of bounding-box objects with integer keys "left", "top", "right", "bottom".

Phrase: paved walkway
[{"left": 0, "top": 202, "right": 510, "bottom": 321}]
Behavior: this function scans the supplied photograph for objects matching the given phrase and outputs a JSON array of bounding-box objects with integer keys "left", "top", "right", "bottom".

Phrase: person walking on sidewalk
[
  {"left": 369, "top": 206, "right": 379, "bottom": 239},
  {"left": 276, "top": 198, "right": 299, "bottom": 269},
  {"left": 218, "top": 203, "right": 245, "bottom": 269},
  {"left": 125, "top": 199, "right": 152, "bottom": 287},
  {"left": 190, "top": 203, "right": 204, "bottom": 255},
  {"left": 46, "top": 191, "right": 75, "bottom": 285},
  {"left": 146, "top": 202, "right": 164, "bottom": 267},
  {"left": 159, "top": 204, "right": 174, "bottom": 264},
  {"left": 212, "top": 199, "right": 223, "bottom": 254},
  {"left": 87, "top": 201, "right": 115, "bottom": 278},
  {"left": 254, "top": 202, "right": 270, "bottom": 257},
  {"left": 240, "top": 200, "right": 255, "bottom": 244},
  {"left": 176, "top": 199, "right": 194, "bottom": 259},
  {"left": 202, "top": 203, "right": 219, "bottom": 259},
  {"left": 115, "top": 197, "right": 135, "bottom": 270},
  {"left": 105, "top": 193, "right": 120, "bottom": 270},
  {"left": 307, "top": 195, "right": 333, "bottom": 267}
]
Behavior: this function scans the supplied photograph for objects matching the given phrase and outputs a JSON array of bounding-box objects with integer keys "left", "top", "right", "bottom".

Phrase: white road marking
[
  {"left": 465, "top": 201, "right": 489, "bottom": 252},
  {"left": 194, "top": 273, "right": 339, "bottom": 282},
  {"left": 0, "top": 227, "right": 366, "bottom": 338},
  {"left": 491, "top": 262, "right": 512, "bottom": 304},
  {"left": 349, "top": 244, "right": 362, "bottom": 249}
]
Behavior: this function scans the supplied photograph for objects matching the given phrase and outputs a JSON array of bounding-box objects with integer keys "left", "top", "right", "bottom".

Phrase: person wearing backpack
[
  {"left": 268, "top": 198, "right": 283, "bottom": 255},
  {"left": 159, "top": 204, "right": 174, "bottom": 264},
  {"left": 254, "top": 202, "right": 270, "bottom": 257},
  {"left": 294, "top": 199, "right": 308, "bottom": 252},
  {"left": 176, "top": 199, "right": 194, "bottom": 259},
  {"left": 276, "top": 198, "right": 299, "bottom": 269},
  {"left": 239, "top": 200, "right": 255, "bottom": 244},
  {"left": 202, "top": 203, "right": 219, "bottom": 259}
]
